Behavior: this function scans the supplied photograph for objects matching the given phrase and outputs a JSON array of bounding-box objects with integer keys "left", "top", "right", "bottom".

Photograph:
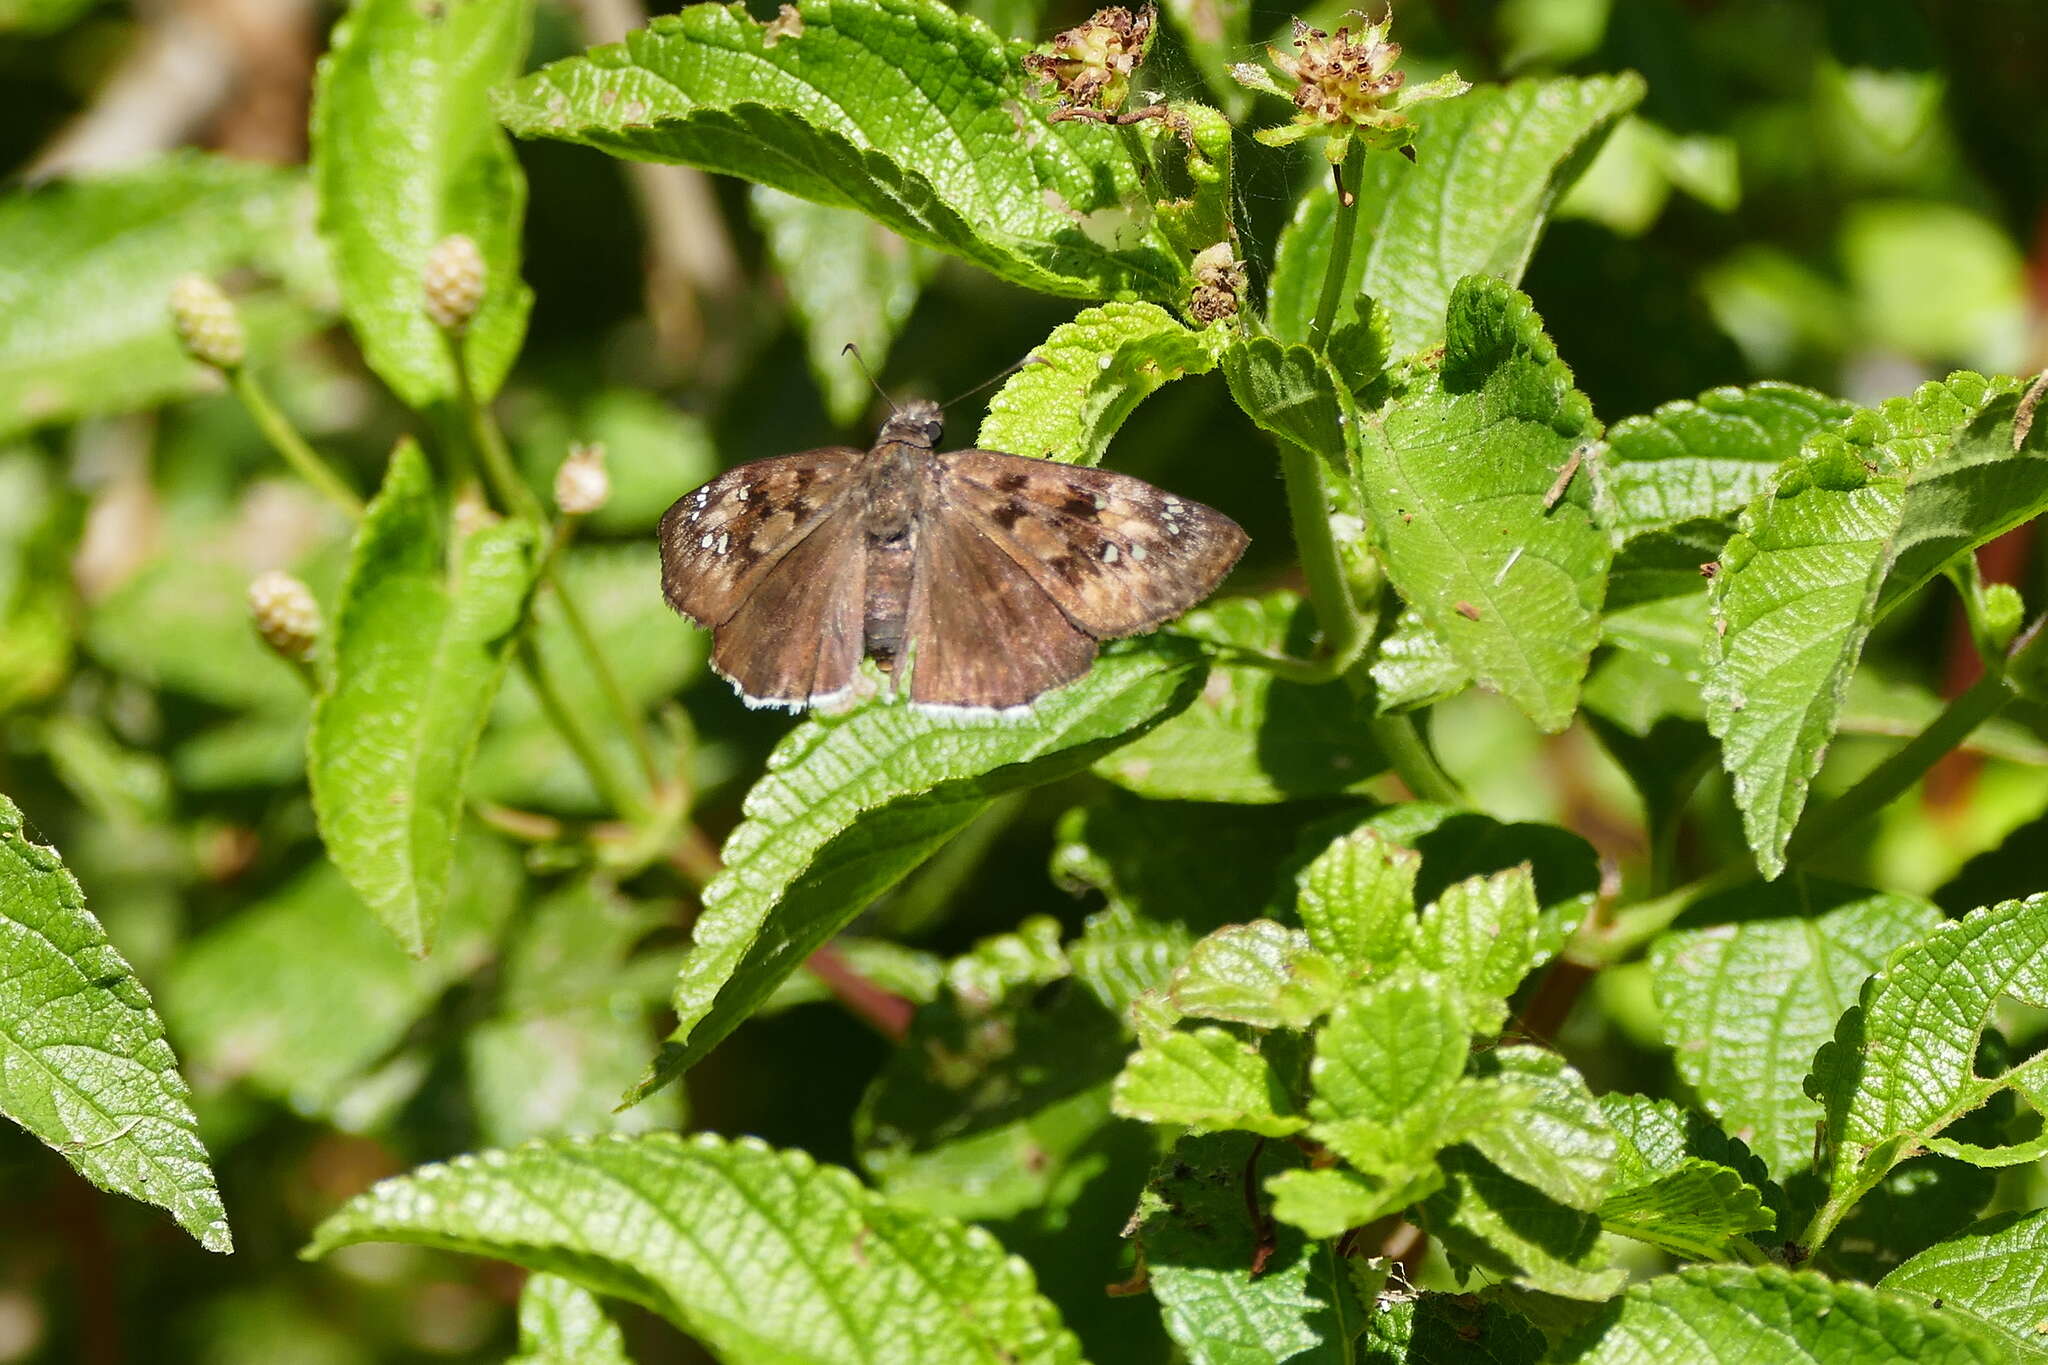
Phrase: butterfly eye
[{"left": 922, "top": 420, "right": 943, "bottom": 442}]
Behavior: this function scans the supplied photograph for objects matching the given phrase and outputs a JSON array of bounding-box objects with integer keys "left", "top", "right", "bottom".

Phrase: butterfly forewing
[
  {"left": 658, "top": 448, "right": 864, "bottom": 628},
  {"left": 708, "top": 501, "right": 869, "bottom": 708},
  {"left": 904, "top": 505, "right": 1098, "bottom": 710},
  {"left": 938, "top": 450, "right": 1249, "bottom": 638}
]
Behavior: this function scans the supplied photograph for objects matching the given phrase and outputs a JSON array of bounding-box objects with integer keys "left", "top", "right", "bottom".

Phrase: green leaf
[
  {"left": 1596, "top": 382, "right": 1855, "bottom": 540},
  {"left": 312, "top": 0, "right": 534, "bottom": 409},
  {"left": 644, "top": 640, "right": 1206, "bottom": 1098},
  {"left": 1562, "top": 1266, "right": 2010, "bottom": 1364},
  {"left": 309, "top": 442, "right": 538, "bottom": 953},
  {"left": 1113, "top": 1025, "right": 1304, "bottom": 1137},
  {"left": 515, "top": 387, "right": 720, "bottom": 536},
  {"left": 1368, "top": 606, "right": 1472, "bottom": 713},
  {"left": 1169, "top": 920, "right": 1340, "bottom": 1030},
  {"left": 509, "top": 1273, "right": 632, "bottom": 1365},
  {"left": 752, "top": 187, "right": 931, "bottom": 425},
  {"left": 0, "top": 794, "right": 230, "bottom": 1254},
  {"left": 1308, "top": 971, "right": 1468, "bottom": 1171},
  {"left": 304, "top": 1133, "right": 1082, "bottom": 1365},
  {"left": 858, "top": 919, "right": 1131, "bottom": 1222},
  {"left": 1352, "top": 804, "right": 1600, "bottom": 951},
  {"left": 1463, "top": 1047, "right": 1615, "bottom": 1213},
  {"left": 499, "top": 0, "right": 1182, "bottom": 302},
  {"left": 1812, "top": 893, "right": 2048, "bottom": 1225},
  {"left": 0, "top": 0, "right": 95, "bottom": 34},
  {"left": 1266, "top": 1165, "right": 1443, "bottom": 1241},
  {"left": 1599, "top": 1160, "right": 1777, "bottom": 1264},
  {"left": 1599, "top": 1093, "right": 1785, "bottom": 1244},
  {"left": 1706, "top": 372, "right": 2048, "bottom": 876},
  {"left": 0, "top": 452, "right": 76, "bottom": 715},
  {"left": 978, "top": 302, "right": 1223, "bottom": 466},
  {"left": 1427, "top": 1146, "right": 1624, "bottom": 1300},
  {"left": 1293, "top": 823, "right": 1419, "bottom": 973},
  {"left": 1268, "top": 75, "right": 1643, "bottom": 357},
  {"left": 0, "top": 153, "right": 333, "bottom": 439},
  {"left": 1650, "top": 882, "right": 1942, "bottom": 1178},
  {"left": 1221, "top": 334, "right": 1351, "bottom": 461},
  {"left": 1354, "top": 277, "right": 1608, "bottom": 732},
  {"left": 1139, "top": 1132, "right": 1367, "bottom": 1365},
  {"left": 162, "top": 839, "right": 520, "bottom": 1118},
  {"left": 1097, "top": 592, "right": 1389, "bottom": 803},
  {"left": 1883, "top": 1210, "right": 2048, "bottom": 1355},
  {"left": 1417, "top": 865, "right": 1542, "bottom": 1034},
  {"left": 1358, "top": 1293, "right": 1547, "bottom": 1365},
  {"left": 86, "top": 553, "right": 309, "bottom": 712}
]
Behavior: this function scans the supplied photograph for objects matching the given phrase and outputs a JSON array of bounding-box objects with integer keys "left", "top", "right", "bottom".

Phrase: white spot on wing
[
  {"left": 1129, "top": 543, "right": 1147, "bottom": 561},
  {"left": 1102, "top": 544, "right": 1119, "bottom": 563}
]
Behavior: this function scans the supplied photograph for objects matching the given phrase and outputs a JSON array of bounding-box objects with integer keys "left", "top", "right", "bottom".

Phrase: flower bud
[
  {"left": 1023, "top": 4, "right": 1154, "bottom": 113},
  {"left": 170, "top": 274, "right": 247, "bottom": 370},
  {"left": 553, "top": 442, "right": 611, "bottom": 517},
  {"left": 248, "top": 570, "right": 321, "bottom": 664},
  {"left": 1236, "top": 9, "right": 1468, "bottom": 163},
  {"left": 422, "top": 233, "right": 486, "bottom": 333}
]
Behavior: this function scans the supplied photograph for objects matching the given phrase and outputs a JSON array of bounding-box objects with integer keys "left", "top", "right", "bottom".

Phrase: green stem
[
  {"left": 1308, "top": 143, "right": 1364, "bottom": 351},
  {"left": 444, "top": 330, "right": 540, "bottom": 524},
  {"left": 1275, "top": 437, "right": 1370, "bottom": 681},
  {"left": 229, "top": 367, "right": 363, "bottom": 518},
  {"left": 1571, "top": 864, "right": 1752, "bottom": 967},
  {"left": 1782, "top": 664, "right": 2016, "bottom": 866},
  {"left": 547, "top": 539, "right": 664, "bottom": 791},
  {"left": 1648, "top": 750, "right": 1717, "bottom": 896},
  {"left": 1368, "top": 712, "right": 1464, "bottom": 806},
  {"left": 517, "top": 637, "right": 647, "bottom": 823}
]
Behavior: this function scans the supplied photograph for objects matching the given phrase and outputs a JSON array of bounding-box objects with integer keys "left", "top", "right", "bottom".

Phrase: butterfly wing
[
  {"left": 658, "top": 448, "right": 864, "bottom": 628},
  {"left": 902, "top": 503, "right": 1097, "bottom": 710},
  {"left": 708, "top": 500, "right": 869, "bottom": 709},
  {"left": 937, "top": 450, "right": 1247, "bottom": 638}
]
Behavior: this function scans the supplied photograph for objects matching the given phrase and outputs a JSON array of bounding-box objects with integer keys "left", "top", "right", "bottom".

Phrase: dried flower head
[
  {"left": 169, "top": 274, "right": 246, "bottom": 370},
  {"left": 1188, "top": 242, "right": 1246, "bottom": 325},
  {"left": 1024, "top": 4, "right": 1155, "bottom": 114},
  {"left": 422, "top": 233, "right": 486, "bottom": 333},
  {"left": 554, "top": 442, "right": 611, "bottom": 517},
  {"left": 248, "top": 570, "right": 321, "bottom": 663},
  {"left": 1233, "top": 9, "right": 1467, "bottom": 163}
]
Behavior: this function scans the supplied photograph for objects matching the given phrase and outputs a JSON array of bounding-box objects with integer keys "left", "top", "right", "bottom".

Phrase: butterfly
[{"left": 658, "top": 400, "right": 1247, "bottom": 712}]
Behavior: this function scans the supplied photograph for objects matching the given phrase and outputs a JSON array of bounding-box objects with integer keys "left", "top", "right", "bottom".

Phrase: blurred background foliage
[{"left": 1, "top": 0, "right": 2045, "bottom": 1360}]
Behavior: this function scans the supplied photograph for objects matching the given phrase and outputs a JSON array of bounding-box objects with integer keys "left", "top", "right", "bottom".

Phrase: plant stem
[
  {"left": 547, "top": 561, "right": 665, "bottom": 791},
  {"left": 444, "top": 331, "right": 541, "bottom": 524},
  {"left": 1781, "top": 664, "right": 2017, "bottom": 866},
  {"left": 1308, "top": 142, "right": 1364, "bottom": 351},
  {"left": 1571, "top": 863, "right": 1753, "bottom": 967},
  {"left": 516, "top": 637, "right": 648, "bottom": 823},
  {"left": 229, "top": 367, "right": 363, "bottom": 517},
  {"left": 1368, "top": 712, "right": 1464, "bottom": 805},
  {"left": 1272, "top": 437, "right": 1370, "bottom": 682}
]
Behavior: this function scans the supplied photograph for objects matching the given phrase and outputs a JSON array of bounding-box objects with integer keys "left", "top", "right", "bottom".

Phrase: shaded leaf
[
  {"left": 1425, "top": 1147, "right": 1625, "bottom": 1301},
  {"left": 0, "top": 794, "right": 230, "bottom": 1253},
  {"left": 1359, "top": 1293, "right": 1547, "bottom": 1365},
  {"left": 305, "top": 1133, "right": 1082, "bottom": 1364}
]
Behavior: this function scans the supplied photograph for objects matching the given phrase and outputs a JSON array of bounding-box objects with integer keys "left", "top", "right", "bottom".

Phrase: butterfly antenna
[
  {"left": 840, "top": 343, "right": 898, "bottom": 415},
  {"left": 938, "top": 352, "right": 1048, "bottom": 411}
]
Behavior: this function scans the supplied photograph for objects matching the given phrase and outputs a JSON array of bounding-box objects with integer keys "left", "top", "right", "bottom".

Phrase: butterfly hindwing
[
  {"left": 709, "top": 500, "right": 868, "bottom": 709},
  {"left": 937, "top": 450, "right": 1248, "bottom": 638},
  {"left": 658, "top": 447, "right": 864, "bottom": 628},
  {"left": 903, "top": 504, "right": 1097, "bottom": 710}
]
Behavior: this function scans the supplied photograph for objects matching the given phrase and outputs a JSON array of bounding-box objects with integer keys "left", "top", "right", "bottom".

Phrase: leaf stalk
[{"left": 229, "top": 367, "right": 364, "bottom": 518}]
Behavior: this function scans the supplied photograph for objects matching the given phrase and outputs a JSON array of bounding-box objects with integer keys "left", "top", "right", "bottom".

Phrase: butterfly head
[{"left": 878, "top": 399, "right": 945, "bottom": 451}]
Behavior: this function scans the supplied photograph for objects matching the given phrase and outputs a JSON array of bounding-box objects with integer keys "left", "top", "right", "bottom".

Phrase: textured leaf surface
[
  {"left": 1355, "top": 277, "right": 1608, "bottom": 731},
  {"left": 1307, "top": 971, "right": 1467, "bottom": 1171},
  {"left": 1359, "top": 1294, "right": 1546, "bottom": 1365},
  {"left": 1462, "top": 1047, "right": 1615, "bottom": 1213},
  {"left": 646, "top": 640, "right": 1206, "bottom": 1097},
  {"left": 309, "top": 442, "right": 538, "bottom": 953},
  {"left": 1706, "top": 372, "right": 2047, "bottom": 876},
  {"left": 1416, "top": 866, "right": 1541, "bottom": 1034},
  {"left": 1597, "top": 382, "right": 1855, "bottom": 539},
  {"left": 305, "top": 1133, "right": 1082, "bottom": 1365},
  {"left": 312, "top": 0, "right": 533, "bottom": 408},
  {"left": 753, "top": 187, "right": 930, "bottom": 424},
  {"left": 163, "top": 841, "right": 519, "bottom": 1118},
  {"left": 1599, "top": 1094, "right": 1783, "bottom": 1254},
  {"left": 1650, "top": 882, "right": 1942, "bottom": 1177},
  {"left": 1097, "top": 593, "right": 1387, "bottom": 803},
  {"left": 1268, "top": 75, "right": 1642, "bottom": 356},
  {"left": 1813, "top": 894, "right": 2048, "bottom": 1219},
  {"left": 1293, "top": 824, "right": 1419, "bottom": 973},
  {"left": 0, "top": 154, "right": 332, "bottom": 438},
  {"left": 0, "top": 794, "right": 229, "bottom": 1253},
  {"left": 978, "top": 302, "right": 1223, "bottom": 466},
  {"left": 1139, "top": 1132, "right": 1366, "bottom": 1365},
  {"left": 1883, "top": 1210, "right": 2048, "bottom": 1355},
  {"left": 1563, "top": 1266, "right": 2008, "bottom": 1364},
  {"left": 1113, "top": 1025, "right": 1304, "bottom": 1137},
  {"left": 1425, "top": 1147, "right": 1624, "bottom": 1300},
  {"left": 1168, "top": 920, "right": 1339, "bottom": 1030},
  {"left": 499, "top": 0, "right": 1182, "bottom": 302},
  {"left": 509, "top": 1274, "right": 631, "bottom": 1365}
]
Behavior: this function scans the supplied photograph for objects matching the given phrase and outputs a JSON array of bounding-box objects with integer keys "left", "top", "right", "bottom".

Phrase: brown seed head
[{"left": 1023, "top": 4, "right": 1155, "bottom": 113}]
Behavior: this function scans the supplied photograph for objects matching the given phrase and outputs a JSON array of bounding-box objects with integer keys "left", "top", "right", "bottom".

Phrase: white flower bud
[
  {"left": 554, "top": 442, "right": 611, "bottom": 517},
  {"left": 247, "top": 570, "right": 321, "bottom": 663},
  {"left": 170, "top": 274, "right": 246, "bottom": 370},
  {"left": 422, "top": 233, "right": 486, "bottom": 333}
]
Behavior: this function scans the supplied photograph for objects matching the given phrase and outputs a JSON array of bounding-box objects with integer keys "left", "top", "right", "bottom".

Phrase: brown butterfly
[{"left": 658, "top": 400, "right": 1247, "bottom": 712}]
